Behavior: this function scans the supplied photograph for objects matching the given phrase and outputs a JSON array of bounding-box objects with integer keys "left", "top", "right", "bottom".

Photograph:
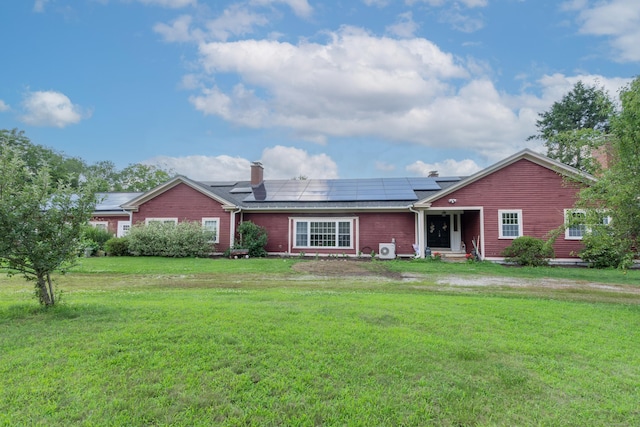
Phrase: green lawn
[{"left": 1, "top": 257, "right": 639, "bottom": 426}]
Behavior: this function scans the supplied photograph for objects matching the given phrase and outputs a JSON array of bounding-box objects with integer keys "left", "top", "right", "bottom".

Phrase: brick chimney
[
  {"left": 591, "top": 141, "right": 614, "bottom": 174},
  {"left": 251, "top": 161, "right": 264, "bottom": 186}
]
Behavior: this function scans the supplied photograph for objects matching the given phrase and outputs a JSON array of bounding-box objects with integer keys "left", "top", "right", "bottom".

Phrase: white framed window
[
  {"left": 293, "top": 218, "right": 353, "bottom": 249},
  {"left": 564, "top": 209, "right": 611, "bottom": 240},
  {"left": 565, "top": 209, "right": 587, "bottom": 240},
  {"left": 145, "top": 218, "right": 178, "bottom": 225},
  {"left": 117, "top": 221, "right": 131, "bottom": 237},
  {"left": 498, "top": 210, "right": 522, "bottom": 239},
  {"left": 202, "top": 217, "right": 220, "bottom": 243},
  {"left": 89, "top": 221, "right": 109, "bottom": 231}
]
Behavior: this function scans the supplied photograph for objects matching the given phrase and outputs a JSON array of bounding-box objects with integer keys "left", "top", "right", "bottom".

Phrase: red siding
[
  {"left": 244, "top": 211, "right": 416, "bottom": 256},
  {"left": 91, "top": 215, "right": 129, "bottom": 236},
  {"left": 132, "top": 183, "right": 232, "bottom": 251},
  {"left": 359, "top": 212, "right": 415, "bottom": 255},
  {"left": 431, "top": 159, "right": 585, "bottom": 258}
]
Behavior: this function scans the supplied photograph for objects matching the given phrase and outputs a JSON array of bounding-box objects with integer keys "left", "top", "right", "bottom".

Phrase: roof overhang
[
  {"left": 414, "top": 149, "right": 596, "bottom": 207},
  {"left": 120, "top": 175, "right": 238, "bottom": 211}
]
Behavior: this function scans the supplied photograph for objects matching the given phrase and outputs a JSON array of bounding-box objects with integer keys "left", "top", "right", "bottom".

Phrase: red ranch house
[{"left": 92, "top": 149, "right": 595, "bottom": 263}]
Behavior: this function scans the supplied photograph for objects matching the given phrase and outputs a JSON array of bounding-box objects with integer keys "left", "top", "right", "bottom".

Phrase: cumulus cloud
[
  {"left": 145, "top": 154, "right": 251, "bottom": 181},
  {"left": 260, "top": 146, "right": 339, "bottom": 179},
  {"left": 406, "top": 158, "right": 481, "bottom": 177},
  {"left": 20, "top": 90, "right": 91, "bottom": 128},
  {"left": 159, "top": 8, "right": 631, "bottom": 167},
  {"left": 146, "top": 146, "right": 338, "bottom": 180},
  {"left": 250, "top": 0, "right": 313, "bottom": 18},
  {"left": 0, "top": 100, "right": 9, "bottom": 112},
  {"left": 386, "top": 12, "right": 419, "bottom": 38},
  {"left": 154, "top": 15, "right": 195, "bottom": 42},
  {"left": 136, "top": 0, "right": 196, "bottom": 8},
  {"left": 571, "top": 0, "right": 640, "bottom": 62}
]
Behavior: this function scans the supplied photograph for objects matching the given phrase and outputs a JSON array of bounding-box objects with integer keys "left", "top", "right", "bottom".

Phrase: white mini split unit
[{"left": 378, "top": 243, "right": 396, "bottom": 260}]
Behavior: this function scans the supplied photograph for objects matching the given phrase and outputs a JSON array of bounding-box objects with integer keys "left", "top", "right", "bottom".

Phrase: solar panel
[{"left": 242, "top": 177, "right": 446, "bottom": 202}]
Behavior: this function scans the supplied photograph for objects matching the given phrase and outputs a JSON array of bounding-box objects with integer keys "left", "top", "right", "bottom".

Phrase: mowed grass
[{"left": 1, "top": 258, "right": 639, "bottom": 426}]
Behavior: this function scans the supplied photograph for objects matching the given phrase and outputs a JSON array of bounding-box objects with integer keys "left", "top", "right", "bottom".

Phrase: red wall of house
[
  {"left": 243, "top": 211, "right": 416, "bottom": 256},
  {"left": 132, "top": 183, "right": 232, "bottom": 251},
  {"left": 430, "top": 159, "right": 585, "bottom": 258},
  {"left": 358, "top": 212, "right": 415, "bottom": 256},
  {"left": 91, "top": 215, "right": 129, "bottom": 236}
]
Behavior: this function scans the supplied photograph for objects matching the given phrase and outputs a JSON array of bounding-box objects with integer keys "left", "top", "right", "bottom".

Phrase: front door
[{"left": 427, "top": 215, "right": 450, "bottom": 248}]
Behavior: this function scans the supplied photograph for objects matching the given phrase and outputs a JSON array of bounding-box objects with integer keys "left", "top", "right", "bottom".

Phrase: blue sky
[{"left": 0, "top": 0, "right": 637, "bottom": 181}]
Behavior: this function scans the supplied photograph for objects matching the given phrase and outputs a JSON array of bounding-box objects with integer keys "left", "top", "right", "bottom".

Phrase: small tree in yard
[
  {"left": 235, "top": 221, "right": 268, "bottom": 257},
  {"left": 0, "top": 144, "right": 97, "bottom": 306}
]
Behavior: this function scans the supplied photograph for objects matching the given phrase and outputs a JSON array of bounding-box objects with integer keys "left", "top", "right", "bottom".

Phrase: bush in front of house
[
  {"left": 501, "top": 236, "right": 554, "bottom": 266},
  {"left": 579, "top": 226, "right": 634, "bottom": 269},
  {"left": 81, "top": 225, "right": 114, "bottom": 256},
  {"left": 127, "top": 221, "right": 215, "bottom": 257},
  {"left": 235, "top": 221, "right": 268, "bottom": 257},
  {"left": 104, "top": 237, "right": 130, "bottom": 256}
]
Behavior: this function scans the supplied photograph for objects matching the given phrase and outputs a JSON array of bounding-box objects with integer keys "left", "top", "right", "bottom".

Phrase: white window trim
[
  {"left": 293, "top": 217, "right": 355, "bottom": 249},
  {"left": 117, "top": 220, "right": 132, "bottom": 238},
  {"left": 145, "top": 218, "right": 178, "bottom": 225},
  {"left": 564, "top": 209, "right": 587, "bottom": 240},
  {"left": 564, "top": 209, "right": 611, "bottom": 240},
  {"left": 202, "top": 217, "right": 220, "bottom": 243},
  {"left": 89, "top": 221, "right": 109, "bottom": 230},
  {"left": 498, "top": 209, "right": 523, "bottom": 239}
]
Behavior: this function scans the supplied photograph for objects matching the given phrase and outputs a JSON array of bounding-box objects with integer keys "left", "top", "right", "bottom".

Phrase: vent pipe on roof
[
  {"left": 428, "top": 170, "right": 439, "bottom": 177},
  {"left": 251, "top": 161, "right": 264, "bottom": 186}
]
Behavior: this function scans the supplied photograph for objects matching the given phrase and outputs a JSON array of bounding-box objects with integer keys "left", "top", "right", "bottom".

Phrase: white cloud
[
  {"left": 571, "top": 0, "right": 640, "bottom": 62},
  {"left": 20, "top": 90, "right": 91, "bottom": 128},
  {"left": 250, "top": 0, "right": 313, "bottom": 18},
  {"left": 145, "top": 146, "right": 338, "bottom": 180},
  {"left": 406, "top": 158, "right": 481, "bottom": 177},
  {"left": 407, "top": 0, "right": 487, "bottom": 8},
  {"left": 439, "top": 8, "right": 484, "bottom": 33},
  {"left": 0, "top": 100, "right": 9, "bottom": 112},
  {"left": 205, "top": 5, "right": 269, "bottom": 41},
  {"left": 154, "top": 15, "right": 195, "bottom": 42},
  {"left": 386, "top": 12, "right": 419, "bottom": 38},
  {"left": 33, "top": 0, "right": 49, "bottom": 12},
  {"left": 260, "top": 146, "right": 339, "bottom": 179},
  {"left": 145, "top": 154, "right": 251, "bottom": 181},
  {"left": 375, "top": 161, "right": 396, "bottom": 172},
  {"left": 136, "top": 0, "right": 196, "bottom": 8}
]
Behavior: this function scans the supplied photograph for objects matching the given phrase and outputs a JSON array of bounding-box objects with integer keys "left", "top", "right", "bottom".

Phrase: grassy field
[{"left": 1, "top": 257, "right": 639, "bottom": 426}]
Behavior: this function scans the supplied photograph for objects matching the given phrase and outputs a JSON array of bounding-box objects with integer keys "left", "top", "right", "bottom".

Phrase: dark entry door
[{"left": 427, "top": 215, "right": 450, "bottom": 248}]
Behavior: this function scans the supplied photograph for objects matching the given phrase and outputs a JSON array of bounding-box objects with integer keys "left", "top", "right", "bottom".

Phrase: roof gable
[
  {"left": 415, "top": 149, "right": 596, "bottom": 206},
  {"left": 120, "top": 175, "right": 237, "bottom": 210}
]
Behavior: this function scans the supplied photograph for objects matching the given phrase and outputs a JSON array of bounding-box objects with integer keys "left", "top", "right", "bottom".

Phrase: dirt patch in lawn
[
  {"left": 292, "top": 259, "right": 402, "bottom": 279},
  {"left": 292, "top": 260, "right": 640, "bottom": 297}
]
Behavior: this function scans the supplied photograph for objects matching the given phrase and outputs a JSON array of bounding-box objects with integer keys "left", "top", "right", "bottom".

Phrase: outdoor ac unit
[{"left": 379, "top": 243, "right": 396, "bottom": 260}]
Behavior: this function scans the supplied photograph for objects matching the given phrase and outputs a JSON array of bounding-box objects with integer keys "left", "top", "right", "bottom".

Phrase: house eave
[
  {"left": 417, "top": 149, "right": 596, "bottom": 205},
  {"left": 120, "top": 175, "right": 238, "bottom": 209}
]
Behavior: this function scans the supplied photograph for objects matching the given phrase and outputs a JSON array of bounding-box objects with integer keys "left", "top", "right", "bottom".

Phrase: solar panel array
[{"left": 243, "top": 178, "right": 444, "bottom": 202}]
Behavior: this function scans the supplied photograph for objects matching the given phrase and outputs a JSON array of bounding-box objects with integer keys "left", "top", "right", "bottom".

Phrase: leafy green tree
[
  {"left": 0, "top": 128, "right": 86, "bottom": 187},
  {"left": 529, "top": 81, "right": 615, "bottom": 172},
  {"left": 576, "top": 76, "right": 640, "bottom": 268},
  {"left": 116, "top": 164, "right": 171, "bottom": 192},
  {"left": 85, "top": 161, "right": 171, "bottom": 192},
  {"left": 0, "top": 143, "right": 98, "bottom": 306}
]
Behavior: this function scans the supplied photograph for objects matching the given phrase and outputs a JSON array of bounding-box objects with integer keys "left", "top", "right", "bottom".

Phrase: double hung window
[{"left": 498, "top": 210, "right": 522, "bottom": 239}]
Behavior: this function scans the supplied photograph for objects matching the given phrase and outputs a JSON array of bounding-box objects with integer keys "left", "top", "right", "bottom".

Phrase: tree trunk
[{"left": 36, "top": 273, "right": 54, "bottom": 306}]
